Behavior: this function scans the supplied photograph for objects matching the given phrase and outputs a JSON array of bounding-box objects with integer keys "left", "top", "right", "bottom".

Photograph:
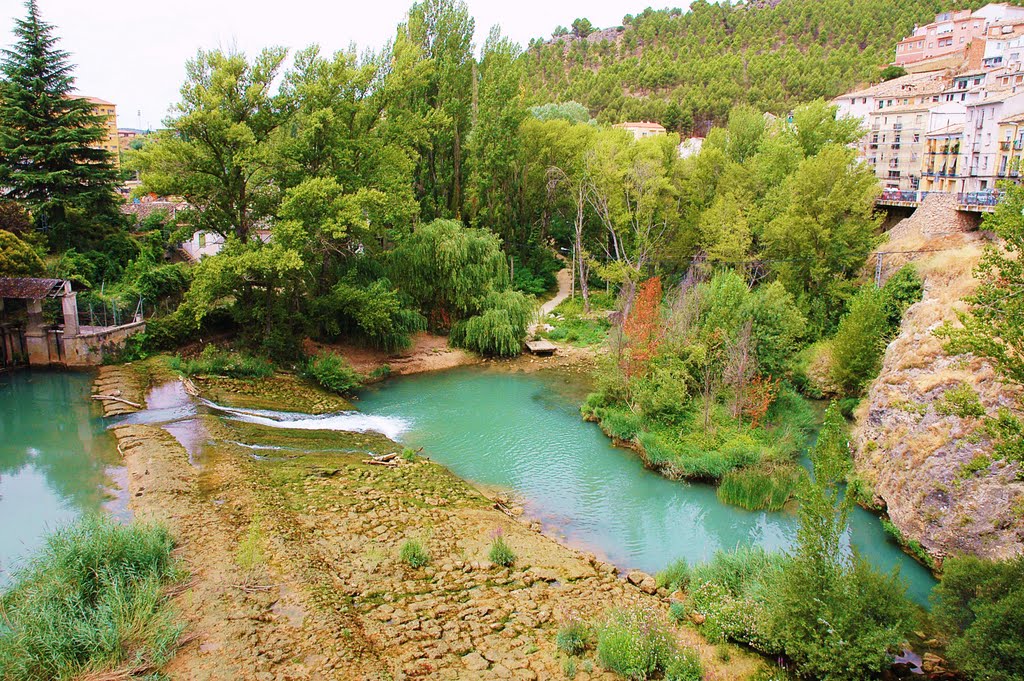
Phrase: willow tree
[{"left": 388, "top": 219, "right": 509, "bottom": 329}]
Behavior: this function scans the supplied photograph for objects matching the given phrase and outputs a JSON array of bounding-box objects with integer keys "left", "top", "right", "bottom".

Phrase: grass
[
  {"left": 655, "top": 558, "right": 690, "bottom": 592},
  {"left": 717, "top": 465, "right": 801, "bottom": 511},
  {"left": 0, "top": 516, "right": 185, "bottom": 680},
  {"left": 168, "top": 345, "right": 274, "bottom": 379},
  {"left": 556, "top": 620, "right": 591, "bottom": 656},
  {"left": 399, "top": 539, "right": 430, "bottom": 568},
  {"left": 596, "top": 608, "right": 677, "bottom": 680},
  {"left": 540, "top": 294, "right": 615, "bottom": 348},
  {"left": 488, "top": 533, "right": 516, "bottom": 568},
  {"left": 236, "top": 518, "right": 264, "bottom": 573}
]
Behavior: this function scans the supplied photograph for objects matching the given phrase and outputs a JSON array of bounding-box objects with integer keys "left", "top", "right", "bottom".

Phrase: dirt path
[
  {"left": 96, "top": 363, "right": 768, "bottom": 680},
  {"left": 529, "top": 268, "right": 572, "bottom": 336}
]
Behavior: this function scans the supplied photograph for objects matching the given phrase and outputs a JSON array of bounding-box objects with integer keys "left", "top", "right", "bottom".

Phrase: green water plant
[
  {"left": 399, "top": 539, "right": 430, "bottom": 568},
  {"left": 0, "top": 516, "right": 185, "bottom": 679}
]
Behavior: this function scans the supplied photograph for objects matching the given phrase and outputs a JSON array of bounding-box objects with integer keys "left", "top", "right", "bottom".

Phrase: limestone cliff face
[{"left": 853, "top": 194, "right": 1024, "bottom": 564}]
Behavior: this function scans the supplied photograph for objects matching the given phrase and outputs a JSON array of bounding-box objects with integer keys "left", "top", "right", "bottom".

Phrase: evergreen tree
[{"left": 0, "top": 0, "right": 120, "bottom": 250}]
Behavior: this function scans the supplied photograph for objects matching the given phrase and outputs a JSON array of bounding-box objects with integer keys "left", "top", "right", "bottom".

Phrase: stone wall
[{"left": 62, "top": 321, "right": 145, "bottom": 367}]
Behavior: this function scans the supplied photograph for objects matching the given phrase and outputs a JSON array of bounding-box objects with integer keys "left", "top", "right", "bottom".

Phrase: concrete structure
[
  {"left": 180, "top": 230, "right": 226, "bottom": 261},
  {"left": 0, "top": 278, "right": 143, "bottom": 368},
  {"left": 613, "top": 121, "right": 667, "bottom": 140},
  {"left": 77, "top": 96, "right": 119, "bottom": 168}
]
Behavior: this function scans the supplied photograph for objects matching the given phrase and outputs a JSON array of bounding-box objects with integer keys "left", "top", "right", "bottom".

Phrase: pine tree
[{"left": 0, "top": 0, "right": 120, "bottom": 250}]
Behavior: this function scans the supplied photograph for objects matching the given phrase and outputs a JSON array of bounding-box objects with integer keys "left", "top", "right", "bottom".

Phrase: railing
[
  {"left": 1015, "top": 140, "right": 1024, "bottom": 150},
  {"left": 958, "top": 190, "right": 1003, "bottom": 207},
  {"left": 879, "top": 189, "right": 919, "bottom": 203},
  {"left": 1001, "top": 141, "right": 1012, "bottom": 151}
]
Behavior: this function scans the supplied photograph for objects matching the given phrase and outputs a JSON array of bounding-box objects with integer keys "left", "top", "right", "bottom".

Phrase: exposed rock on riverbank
[
  {"left": 853, "top": 195, "right": 1024, "bottom": 564},
  {"left": 98, "top": 362, "right": 765, "bottom": 680}
]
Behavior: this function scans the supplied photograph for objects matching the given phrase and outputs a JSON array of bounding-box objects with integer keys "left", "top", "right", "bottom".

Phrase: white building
[{"left": 961, "top": 86, "right": 1024, "bottom": 191}]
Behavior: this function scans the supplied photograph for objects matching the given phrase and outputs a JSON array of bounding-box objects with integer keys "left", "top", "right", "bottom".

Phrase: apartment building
[
  {"left": 859, "top": 78, "right": 950, "bottom": 190},
  {"left": 961, "top": 87, "right": 1024, "bottom": 191},
  {"left": 833, "top": 72, "right": 948, "bottom": 127},
  {"left": 921, "top": 104, "right": 968, "bottom": 192},
  {"left": 995, "top": 112, "right": 1024, "bottom": 179},
  {"left": 77, "top": 96, "right": 119, "bottom": 168},
  {"left": 895, "top": 4, "right": 1024, "bottom": 66}
]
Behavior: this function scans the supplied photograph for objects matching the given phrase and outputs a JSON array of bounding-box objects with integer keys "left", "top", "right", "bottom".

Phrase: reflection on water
[
  {"left": 0, "top": 371, "right": 123, "bottom": 583},
  {"left": 355, "top": 367, "right": 938, "bottom": 606}
]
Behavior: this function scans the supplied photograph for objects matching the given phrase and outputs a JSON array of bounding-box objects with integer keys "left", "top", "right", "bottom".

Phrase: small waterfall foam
[{"left": 205, "top": 401, "right": 410, "bottom": 441}]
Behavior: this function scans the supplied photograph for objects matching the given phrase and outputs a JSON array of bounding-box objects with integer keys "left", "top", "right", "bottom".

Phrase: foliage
[
  {"left": 0, "top": 516, "right": 184, "bottom": 680},
  {"left": 655, "top": 557, "right": 690, "bottom": 593},
  {"left": 170, "top": 346, "right": 275, "bottom": 379},
  {"left": 932, "top": 554, "right": 1024, "bottom": 681},
  {"left": 556, "top": 619, "right": 591, "bottom": 656},
  {"left": 716, "top": 465, "right": 800, "bottom": 511},
  {"left": 881, "top": 264, "right": 923, "bottom": 329},
  {"left": 399, "top": 539, "right": 430, "bottom": 568},
  {"left": 596, "top": 608, "right": 676, "bottom": 680},
  {"left": 488, "top": 533, "right": 516, "bottom": 567},
  {"left": 450, "top": 289, "right": 535, "bottom": 357},
  {"left": 0, "top": 0, "right": 122, "bottom": 250},
  {"left": 0, "top": 228, "right": 43, "bottom": 276},
  {"left": 937, "top": 383, "right": 986, "bottom": 419},
  {"left": 663, "top": 649, "right": 703, "bottom": 681},
  {"left": 830, "top": 285, "right": 889, "bottom": 395},
  {"left": 764, "top": 402, "right": 913, "bottom": 681},
  {"left": 300, "top": 353, "right": 362, "bottom": 394},
  {"left": 880, "top": 65, "right": 908, "bottom": 81}
]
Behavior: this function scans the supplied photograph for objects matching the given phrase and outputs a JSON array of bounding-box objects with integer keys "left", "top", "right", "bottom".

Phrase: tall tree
[
  {"left": 132, "top": 47, "right": 289, "bottom": 241},
  {"left": 399, "top": 0, "right": 475, "bottom": 220},
  {"left": 0, "top": 0, "right": 121, "bottom": 250}
]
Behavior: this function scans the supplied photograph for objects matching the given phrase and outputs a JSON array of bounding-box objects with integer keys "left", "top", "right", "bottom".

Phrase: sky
[{"left": 0, "top": 0, "right": 649, "bottom": 131}]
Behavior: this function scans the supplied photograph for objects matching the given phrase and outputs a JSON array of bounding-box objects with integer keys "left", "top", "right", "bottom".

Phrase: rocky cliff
[{"left": 853, "top": 194, "right": 1024, "bottom": 564}]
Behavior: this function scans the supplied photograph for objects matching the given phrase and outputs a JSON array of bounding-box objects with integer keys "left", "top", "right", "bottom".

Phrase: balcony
[
  {"left": 1001, "top": 141, "right": 1012, "bottom": 151},
  {"left": 893, "top": 123, "right": 904, "bottom": 131},
  {"left": 891, "top": 143, "right": 902, "bottom": 150},
  {"left": 1016, "top": 140, "right": 1024, "bottom": 150}
]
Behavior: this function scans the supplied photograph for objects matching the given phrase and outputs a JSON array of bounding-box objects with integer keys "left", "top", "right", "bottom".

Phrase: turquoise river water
[
  {"left": 356, "top": 366, "right": 937, "bottom": 606},
  {"left": 0, "top": 370, "right": 124, "bottom": 583},
  {"left": 0, "top": 366, "right": 936, "bottom": 606}
]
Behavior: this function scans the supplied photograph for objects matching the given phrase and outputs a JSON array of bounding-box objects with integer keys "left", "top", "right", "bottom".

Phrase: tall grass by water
[
  {"left": 717, "top": 466, "right": 802, "bottom": 512},
  {"left": 168, "top": 346, "right": 274, "bottom": 379},
  {"left": 0, "top": 516, "right": 186, "bottom": 680}
]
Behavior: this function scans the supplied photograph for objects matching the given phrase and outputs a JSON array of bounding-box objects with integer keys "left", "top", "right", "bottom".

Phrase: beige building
[
  {"left": 77, "top": 96, "right": 119, "bottom": 168},
  {"left": 613, "top": 121, "right": 667, "bottom": 140}
]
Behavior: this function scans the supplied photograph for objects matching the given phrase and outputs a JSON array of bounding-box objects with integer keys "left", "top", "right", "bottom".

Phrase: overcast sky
[{"left": 0, "top": 0, "right": 660, "bottom": 130}]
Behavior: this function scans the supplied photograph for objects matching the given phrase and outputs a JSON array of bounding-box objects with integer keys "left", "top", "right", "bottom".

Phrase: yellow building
[
  {"left": 995, "top": 112, "right": 1024, "bottom": 180},
  {"left": 922, "top": 125, "right": 963, "bottom": 193},
  {"left": 77, "top": 96, "right": 119, "bottom": 168}
]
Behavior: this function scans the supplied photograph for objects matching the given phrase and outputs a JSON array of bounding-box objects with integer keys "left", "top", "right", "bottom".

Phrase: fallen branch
[
  {"left": 91, "top": 395, "right": 142, "bottom": 409},
  {"left": 365, "top": 459, "right": 399, "bottom": 467}
]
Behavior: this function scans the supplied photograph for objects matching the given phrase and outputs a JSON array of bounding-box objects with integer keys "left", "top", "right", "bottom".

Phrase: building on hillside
[
  {"left": 849, "top": 76, "right": 950, "bottom": 190},
  {"left": 961, "top": 87, "right": 1024, "bottom": 191},
  {"left": 76, "top": 96, "right": 119, "bottom": 168},
  {"left": 833, "top": 72, "right": 949, "bottom": 128},
  {"left": 940, "top": 70, "right": 989, "bottom": 103},
  {"left": 921, "top": 103, "right": 968, "bottom": 192},
  {"left": 995, "top": 111, "right": 1024, "bottom": 179},
  {"left": 982, "top": 27, "right": 1024, "bottom": 68},
  {"left": 895, "top": 10, "right": 987, "bottom": 66},
  {"left": 613, "top": 121, "right": 666, "bottom": 140},
  {"left": 895, "top": 5, "right": 1024, "bottom": 66}
]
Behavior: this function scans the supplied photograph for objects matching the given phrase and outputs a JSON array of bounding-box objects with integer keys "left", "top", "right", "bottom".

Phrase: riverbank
[{"left": 94, "top": 360, "right": 768, "bottom": 679}]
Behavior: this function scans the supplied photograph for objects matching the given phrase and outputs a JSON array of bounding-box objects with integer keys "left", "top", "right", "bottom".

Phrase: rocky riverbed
[{"left": 93, "top": 360, "right": 765, "bottom": 680}]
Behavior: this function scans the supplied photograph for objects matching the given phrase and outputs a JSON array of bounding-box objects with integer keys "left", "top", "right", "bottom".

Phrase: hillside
[
  {"left": 852, "top": 196, "right": 1024, "bottom": 564},
  {"left": 523, "top": 0, "right": 1016, "bottom": 132}
]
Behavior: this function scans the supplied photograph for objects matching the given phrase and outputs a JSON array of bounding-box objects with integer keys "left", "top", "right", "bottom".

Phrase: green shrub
[
  {"left": 830, "top": 285, "right": 889, "bottom": 395},
  {"left": 933, "top": 554, "right": 1024, "bottom": 681},
  {"left": 596, "top": 608, "right": 676, "bottom": 680},
  {"left": 598, "top": 406, "right": 642, "bottom": 442},
  {"left": 400, "top": 448, "right": 419, "bottom": 463},
  {"left": 881, "top": 264, "right": 923, "bottom": 329},
  {"left": 563, "top": 656, "right": 578, "bottom": 679},
  {"left": 0, "top": 516, "right": 184, "bottom": 679},
  {"left": 664, "top": 649, "right": 703, "bottom": 681},
  {"left": 451, "top": 290, "right": 535, "bottom": 357},
  {"left": 556, "top": 620, "right": 591, "bottom": 656},
  {"left": 488, "top": 533, "right": 516, "bottom": 568},
  {"left": 656, "top": 558, "right": 690, "bottom": 593},
  {"left": 399, "top": 539, "right": 430, "bottom": 568},
  {"left": 300, "top": 352, "right": 362, "bottom": 394},
  {"left": 937, "top": 383, "right": 985, "bottom": 419}
]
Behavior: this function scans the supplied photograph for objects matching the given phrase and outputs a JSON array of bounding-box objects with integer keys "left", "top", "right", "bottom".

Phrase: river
[
  {"left": 0, "top": 370, "right": 125, "bottom": 584},
  {"left": 355, "top": 366, "right": 937, "bottom": 606},
  {"left": 0, "top": 366, "right": 937, "bottom": 606}
]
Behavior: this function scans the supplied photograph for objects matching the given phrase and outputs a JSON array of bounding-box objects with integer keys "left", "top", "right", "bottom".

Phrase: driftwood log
[{"left": 91, "top": 395, "right": 142, "bottom": 409}]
